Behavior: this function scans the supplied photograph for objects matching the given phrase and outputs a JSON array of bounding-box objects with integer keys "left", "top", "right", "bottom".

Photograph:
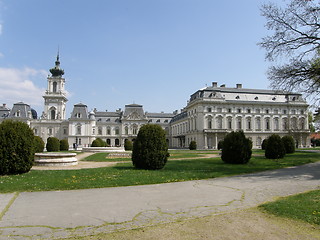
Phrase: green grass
[
  {"left": 260, "top": 190, "right": 320, "bottom": 225},
  {"left": 0, "top": 151, "right": 319, "bottom": 193},
  {"left": 83, "top": 153, "right": 130, "bottom": 162}
]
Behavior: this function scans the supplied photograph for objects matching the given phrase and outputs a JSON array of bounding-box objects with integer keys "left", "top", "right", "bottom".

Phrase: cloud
[{"left": 0, "top": 67, "right": 47, "bottom": 108}]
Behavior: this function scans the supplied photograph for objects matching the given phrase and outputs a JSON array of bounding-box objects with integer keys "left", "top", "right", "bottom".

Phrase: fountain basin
[{"left": 34, "top": 152, "right": 78, "bottom": 166}]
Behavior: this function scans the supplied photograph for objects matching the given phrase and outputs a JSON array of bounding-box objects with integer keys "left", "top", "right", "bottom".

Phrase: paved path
[{"left": 0, "top": 162, "right": 320, "bottom": 239}]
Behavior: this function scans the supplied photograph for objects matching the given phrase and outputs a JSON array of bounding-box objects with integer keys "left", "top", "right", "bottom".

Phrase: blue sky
[{"left": 0, "top": 0, "right": 272, "bottom": 116}]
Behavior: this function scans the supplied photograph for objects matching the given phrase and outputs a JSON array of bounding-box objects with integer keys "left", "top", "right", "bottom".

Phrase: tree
[
  {"left": 46, "top": 137, "right": 60, "bottom": 152},
  {"left": 265, "top": 134, "right": 286, "bottom": 159},
  {"left": 0, "top": 120, "right": 35, "bottom": 174},
  {"left": 221, "top": 131, "right": 252, "bottom": 164},
  {"left": 259, "top": 0, "right": 320, "bottom": 103},
  {"left": 189, "top": 141, "right": 197, "bottom": 150},
  {"left": 281, "top": 135, "right": 295, "bottom": 154},
  {"left": 60, "top": 139, "right": 69, "bottom": 151},
  {"left": 34, "top": 136, "right": 45, "bottom": 153},
  {"left": 124, "top": 139, "right": 133, "bottom": 151},
  {"left": 132, "top": 124, "right": 169, "bottom": 170}
]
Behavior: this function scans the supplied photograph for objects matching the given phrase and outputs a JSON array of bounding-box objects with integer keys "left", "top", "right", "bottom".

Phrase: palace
[{"left": 0, "top": 56, "right": 310, "bottom": 149}]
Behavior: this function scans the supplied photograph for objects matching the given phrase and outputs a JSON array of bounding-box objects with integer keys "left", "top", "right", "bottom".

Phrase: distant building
[
  {"left": 170, "top": 82, "right": 310, "bottom": 149},
  {"left": 0, "top": 56, "right": 311, "bottom": 149}
]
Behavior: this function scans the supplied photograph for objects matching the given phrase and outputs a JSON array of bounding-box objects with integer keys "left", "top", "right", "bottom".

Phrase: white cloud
[{"left": 0, "top": 67, "right": 47, "bottom": 108}]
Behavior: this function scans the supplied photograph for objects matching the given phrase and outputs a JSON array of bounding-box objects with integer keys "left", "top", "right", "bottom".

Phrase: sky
[{"left": 0, "top": 0, "right": 274, "bottom": 117}]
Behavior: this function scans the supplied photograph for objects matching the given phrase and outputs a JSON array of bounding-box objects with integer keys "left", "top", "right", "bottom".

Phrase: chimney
[
  {"left": 212, "top": 82, "right": 218, "bottom": 87},
  {"left": 236, "top": 84, "right": 242, "bottom": 89},
  {"left": 3, "top": 104, "right": 6, "bottom": 108},
  {"left": 220, "top": 84, "right": 226, "bottom": 88}
]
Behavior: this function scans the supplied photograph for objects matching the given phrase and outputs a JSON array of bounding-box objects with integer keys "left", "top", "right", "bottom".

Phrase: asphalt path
[{"left": 0, "top": 160, "right": 319, "bottom": 239}]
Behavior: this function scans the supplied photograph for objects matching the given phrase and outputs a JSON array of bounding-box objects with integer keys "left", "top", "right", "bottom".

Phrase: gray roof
[
  {"left": 8, "top": 102, "right": 31, "bottom": 119},
  {"left": 146, "top": 112, "right": 175, "bottom": 118},
  {"left": 69, "top": 103, "right": 89, "bottom": 120}
]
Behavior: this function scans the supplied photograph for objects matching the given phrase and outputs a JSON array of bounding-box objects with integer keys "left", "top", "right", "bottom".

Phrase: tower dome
[{"left": 49, "top": 53, "right": 64, "bottom": 77}]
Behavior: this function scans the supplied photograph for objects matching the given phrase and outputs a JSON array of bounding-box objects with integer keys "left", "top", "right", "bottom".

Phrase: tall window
[
  {"left": 51, "top": 109, "right": 56, "bottom": 120},
  {"left": 216, "top": 117, "right": 222, "bottom": 129},
  {"left": 256, "top": 117, "right": 261, "bottom": 130},
  {"left": 125, "top": 126, "right": 129, "bottom": 135},
  {"left": 227, "top": 117, "right": 232, "bottom": 129},
  {"left": 53, "top": 81, "right": 57, "bottom": 92},
  {"left": 291, "top": 117, "right": 298, "bottom": 129},
  {"left": 98, "top": 127, "right": 102, "bottom": 135},
  {"left": 133, "top": 125, "right": 138, "bottom": 135},
  {"left": 265, "top": 118, "right": 270, "bottom": 130},
  {"left": 246, "top": 118, "right": 252, "bottom": 130},
  {"left": 283, "top": 118, "right": 288, "bottom": 130},
  {"left": 76, "top": 124, "right": 81, "bottom": 135},
  {"left": 115, "top": 127, "right": 120, "bottom": 135},
  {"left": 237, "top": 117, "right": 242, "bottom": 130},
  {"left": 107, "top": 126, "right": 111, "bottom": 135},
  {"left": 274, "top": 118, "right": 279, "bottom": 131},
  {"left": 208, "top": 117, "right": 212, "bottom": 129},
  {"left": 299, "top": 118, "right": 305, "bottom": 130}
]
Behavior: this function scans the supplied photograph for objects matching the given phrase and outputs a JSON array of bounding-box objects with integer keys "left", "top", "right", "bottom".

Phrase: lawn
[
  {"left": 260, "top": 189, "right": 320, "bottom": 225},
  {"left": 0, "top": 151, "right": 319, "bottom": 193}
]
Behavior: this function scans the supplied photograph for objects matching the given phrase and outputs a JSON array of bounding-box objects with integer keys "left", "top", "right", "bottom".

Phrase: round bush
[
  {"left": 281, "top": 135, "right": 295, "bottom": 154},
  {"left": 189, "top": 141, "right": 197, "bottom": 150},
  {"left": 0, "top": 120, "right": 35, "bottom": 174},
  {"left": 91, "top": 138, "right": 106, "bottom": 147},
  {"left": 265, "top": 134, "right": 286, "bottom": 159},
  {"left": 261, "top": 139, "right": 268, "bottom": 150},
  {"left": 46, "top": 137, "right": 60, "bottom": 152},
  {"left": 60, "top": 139, "right": 69, "bottom": 151},
  {"left": 132, "top": 124, "right": 169, "bottom": 170},
  {"left": 221, "top": 131, "right": 252, "bottom": 164},
  {"left": 34, "top": 136, "right": 45, "bottom": 153},
  {"left": 124, "top": 139, "right": 133, "bottom": 151}
]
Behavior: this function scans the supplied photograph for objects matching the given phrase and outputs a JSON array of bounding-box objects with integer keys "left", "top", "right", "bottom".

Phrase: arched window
[
  {"left": 125, "top": 126, "right": 129, "bottom": 135},
  {"left": 283, "top": 118, "right": 288, "bottom": 130},
  {"left": 53, "top": 82, "right": 57, "bottom": 92},
  {"left": 227, "top": 117, "right": 232, "bottom": 130},
  {"left": 76, "top": 124, "right": 81, "bottom": 135},
  {"left": 107, "top": 126, "right": 111, "bottom": 135},
  {"left": 216, "top": 117, "right": 222, "bottom": 129},
  {"left": 115, "top": 139, "right": 120, "bottom": 146},
  {"left": 256, "top": 117, "right": 261, "bottom": 130},
  {"left": 291, "top": 117, "right": 298, "bottom": 129},
  {"left": 207, "top": 117, "right": 212, "bottom": 129},
  {"left": 256, "top": 137, "right": 262, "bottom": 146},
  {"left": 106, "top": 139, "right": 111, "bottom": 146},
  {"left": 98, "top": 127, "right": 102, "bottom": 135},
  {"left": 132, "top": 125, "right": 138, "bottom": 135},
  {"left": 246, "top": 117, "right": 252, "bottom": 130},
  {"left": 265, "top": 118, "right": 270, "bottom": 130},
  {"left": 274, "top": 118, "right": 279, "bottom": 131},
  {"left": 299, "top": 118, "right": 305, "bottom": 130},
  {"left": 51, "top": 109, "right": 56, "bottom": 120},
  {"left": 237, "top": 117, "right": 242, "bottom": 130},
  {"left": 115, "top": 127, "right": 120, "bottom": 135}
]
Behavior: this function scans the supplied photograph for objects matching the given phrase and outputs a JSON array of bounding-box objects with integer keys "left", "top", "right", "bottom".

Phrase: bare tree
[{"left": 259, "top": 0, "right": 320, "bottom": 104}]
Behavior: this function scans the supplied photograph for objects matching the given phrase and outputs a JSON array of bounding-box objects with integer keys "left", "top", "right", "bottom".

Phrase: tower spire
[{"left": 50, "top": 49, "right": 64, "bottom": 77}]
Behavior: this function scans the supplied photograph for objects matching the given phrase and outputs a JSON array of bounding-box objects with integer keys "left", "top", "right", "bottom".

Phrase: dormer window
[
  {"left": 254, "top": 96, "right": 258, "bottom": 100},
  {"left": 15, "top": 110, "right": 20, "bottom": 117},
  {"left": 235, "top": 96, "right": 240, "bottom": 99},
  {"left": 77, "top": 113, "right": 81, "bottom": 118},
  {"left": 156, "top": 119, "right": 160, "bottom": 123}
]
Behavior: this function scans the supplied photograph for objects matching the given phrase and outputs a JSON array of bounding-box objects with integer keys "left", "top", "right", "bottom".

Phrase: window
[
  {"left": 34, "top": 128, "right": 38, "bottom": 135},
  {"left": 106, "top": 139, "right": 111, "bottom": 146},
  {"left": 76, "top": 125, "right": 81, "bottom": 135},
  {"left": 63, "top": 128, "right": 67, "bottom": 135},
  {"left": 133, "top": 125, "right": 138, "bottom": 135},
  {"left": 164, "top": 120, "right": 168, "bottom": 123},
  {"left": 125, "top": 126, "right": 128, "bottom": 135},
  {"left": 48, "top": 128, "right": 53, "bottom": 135},
  {"left": 300, "top": 110, "right": 304, "bottom": 115},
  {"left": 156, "top": 119, "right": 160, "bottom": 123},
  {"left": 256, "top": 118, "right": 261, "bottom": 130},
  {"left": 78, "top": 138, "right": 82, "bottom": 145},
  {"left": 217, "top": 108, "right": 222, "bottom": 113},
  {"left": 274, "top": 118, "right": 279, "bottom": 131},
  {"left": 216, "top": 117, "right": 222, "bottom": 129},
  {"left": 98, "top": 127, "right": 102, "bottom": 135},
  {"left": 107, "top": 127, "right": 111, "bottom": 135},
  {"left": 53, "top": 82, "right": 57, "bottom": 92},
  {"left": 208, "top": 118, "right": 212, "bottom": 129},
  {"left": 300, "top": 118, "right": 305, "bottom": 130},
  {"left": 283, "top": 118, "right": 288, "bottom": 130},
  {"left": 283, "top": 110, "right": 287, "bottom": 114},
  {"left": 266, "top": 109, "right": 269, "bottom": 114},
  {"left": 227, "top": 117, "right": 232, "bottom": 129},
  {"left": 115, "top": 127, "right": 120, "bottom": 135},
  {"left": 265, "top": 118, "right": 270, "bottom": 130},
  {"left": 115, "top": 139, "right": 120, "bottom": 146},
  {"left": 256, "top": 137, "right": 262, "bottom": 146},
  {"left": 246, "top": 118, "right": 252, "bottom": 130},
  {"left": 291, "top": 117, "right": 298, "bottom": 129},
  {"left": 16, "top": 111, "right": 20, "bottom": 117},
  {"left": 256, "top": 109, "right": 260, "bottom": 114},
  {"left": 274, "top": 109, "right": 278, "bottom": 114},
  {"left": 51, "top": 109, "right": 56, "bottom": 120},
  {"left": 228, "top": 108, "right": 232, "bottom": 113},
  {"left": 247, "top": 109, "right": 251, "bottom": 114},
  {"left": 237, "top": 117, "right": 242, "bottom": 130},
  {"left": 207, "top": 107, "right": 212, "bottom": 112}
]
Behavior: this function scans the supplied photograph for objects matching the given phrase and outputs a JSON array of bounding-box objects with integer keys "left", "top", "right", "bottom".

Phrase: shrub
[
  {"left": 132, "top": 124, "right": 169, "bottom": 170},
  {"left": 124, "top": 139, "right": 133, "bottom": 151},
  {"left": 60, "top": 139, "right": 69, "bottom": 151},
  {"left": 265, "top": 134, "right": 286, "bottom": 159},
  {"left": 34, "top": 136, "right": 45, "bottom": 153},
  {"left": 217, "top": 140, "right": 224, "bottom": 150},
  {"left": 91, "top": 138, "right": 106, "bottom": 147},
  {"left": 261, "top": 139, "right": 268, "bottom": 150},
  {"left": 0, "top": 120, "right": 35, "bottom": 174},
  {"left": 281, "top": 135, "right": 295, "bottom": 154},
  {"left": 189, "top": 141, "right": 197, "bottom": 150},
  {"left": 46, "top": 137, "right": 60, "bottom": 152},
  {"left": 221, "top": 131, "right": 252, "bottom": 164}
]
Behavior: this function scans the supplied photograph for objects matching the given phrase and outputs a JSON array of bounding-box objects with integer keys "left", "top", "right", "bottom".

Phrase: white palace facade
[{"left": 0, "top": 56, "right": 311, "bottom": 149}]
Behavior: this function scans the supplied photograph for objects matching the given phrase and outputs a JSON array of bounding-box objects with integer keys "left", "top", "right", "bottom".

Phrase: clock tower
[{"left": 42, "top": 53, "right": 68, "bottom": 120}]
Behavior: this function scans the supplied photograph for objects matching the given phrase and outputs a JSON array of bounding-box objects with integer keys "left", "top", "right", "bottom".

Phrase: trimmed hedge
[
  {"left": 189, "top": 141, "right": 197, "bottom": 150},
  {"left": 281, "top": 135, "right": 295, "bottom": 154},
  {"left": 91, "top": 138, "right": 107, "bottom": 147},
  {"left": 261, "top": 139, "right": 268, "bottom": 150},
  {"left": 221, "top": 131, "right": 252, "bottom": 164},
  {"left": 132, "top": 124, "right": 169, "bottom": 170},
  {"left": 46, "top": 137, "right": 60, "bottom": 152},
  {"left": 34, "top": 136, "right": 45, "bottom": 153},
  {"left": 265, "top": 134, "right": 286, "bottom": 159},
  {"left": 217, "top": 140, "right": 224, "bottom": 150},
  {"left": 0, "top": 120, "right": 35, "bottom": 174},
  {"left": 60, "top": 139, "right": 69, "bottom": 151}
]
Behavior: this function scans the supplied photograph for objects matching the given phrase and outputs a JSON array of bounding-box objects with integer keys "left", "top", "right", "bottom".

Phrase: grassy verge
[
  {"left": 259, "top": 190, "right": 320, "bottom": 225},
  {"left": 0, "top": 151, "right": 319, "bottom": 193}
]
